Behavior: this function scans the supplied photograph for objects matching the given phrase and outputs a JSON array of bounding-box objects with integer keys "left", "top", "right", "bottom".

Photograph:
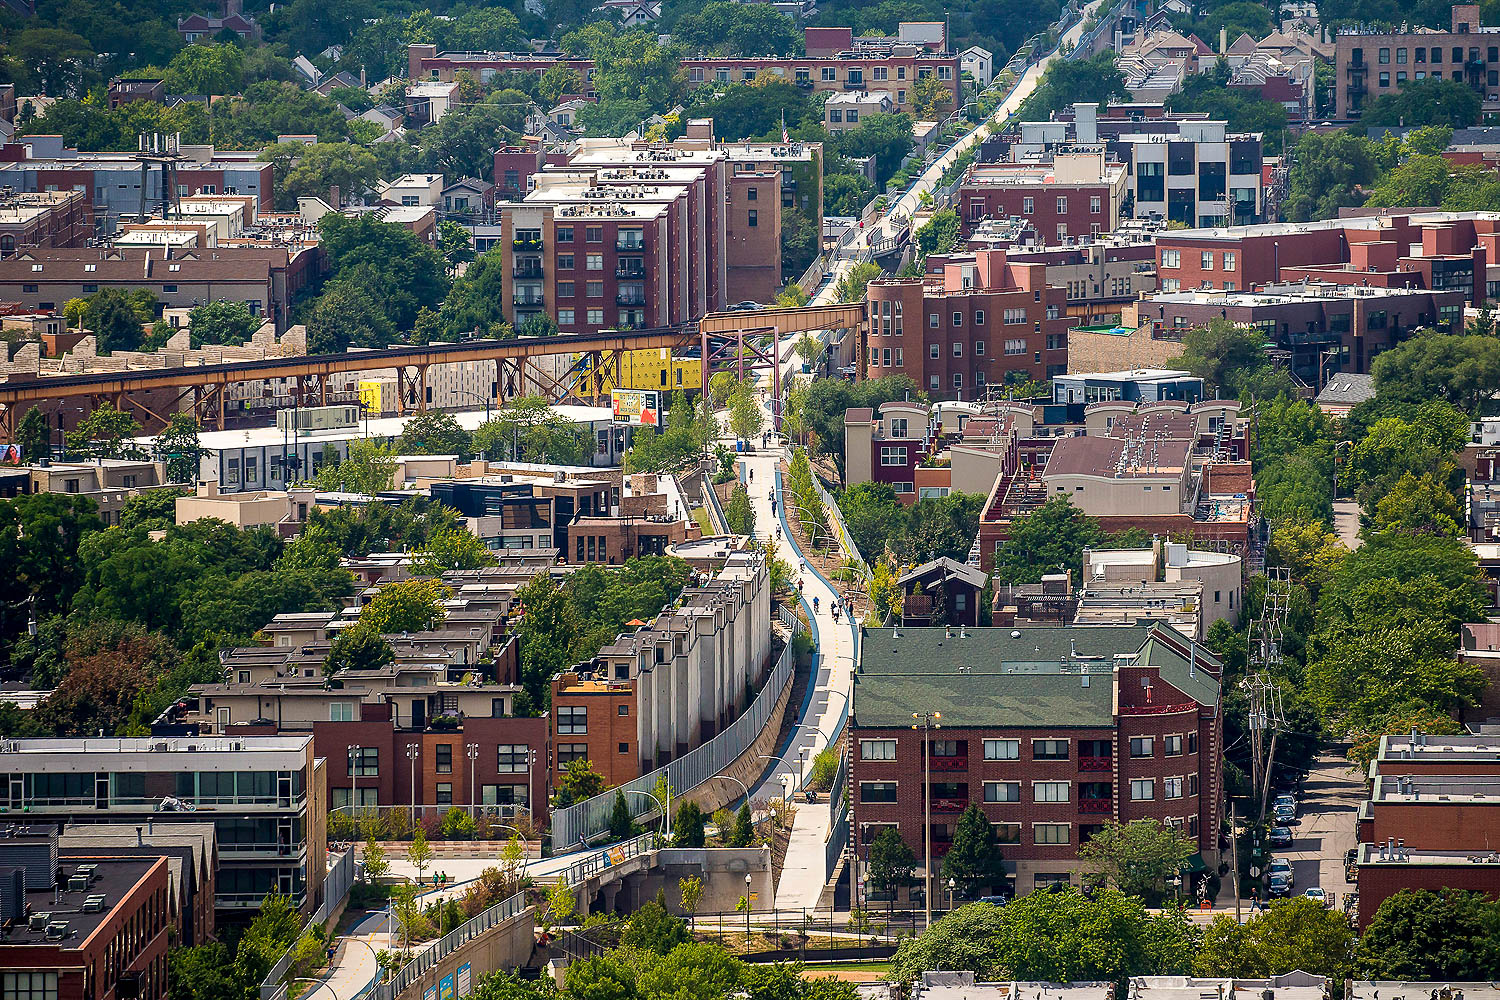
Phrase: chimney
[
  {"left": 1220, "top": 27, "right": 1227, "bottom": 54},
  {"left": 329, "top": 184, "right": 341, "bottom": 209}
]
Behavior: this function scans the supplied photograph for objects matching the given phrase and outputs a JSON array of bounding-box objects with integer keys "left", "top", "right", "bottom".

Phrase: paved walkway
[{"left": 1332, "top": 500, "right": 1361, "bottom": 549}]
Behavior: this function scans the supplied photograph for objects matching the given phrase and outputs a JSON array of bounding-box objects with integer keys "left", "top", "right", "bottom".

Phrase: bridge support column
[{"left": 602, "top": 883, "right": 620, "bottom": 915}]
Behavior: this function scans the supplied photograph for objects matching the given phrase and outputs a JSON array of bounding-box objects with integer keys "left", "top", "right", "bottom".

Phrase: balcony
[
  {"left": 844, "top": 79, "right": 867, "bottom": 90},
  {"left": 930, "top": 755, "right": 969, "bottom": 772},
  {"left": 616, "top": 238, "right": 645, "bottom": 252},
  {"left": 1079, "top": 755, "right": 1112, "bottom": 772},
  {"left": 1079, "top": 797, "right": 1112, "bottom": 814},
  {"left": 514, "top": 294, "right": 545, "bottom": 306},
  {"left": 616, "top": 289, "right": 646, "bottom": 306},
  {"left": 615, "top": 265, "right": 646, "bottom": 279},
  {"left": 931, "top": 797, "right": 968, "bottom": 813},
  {"left": 515, "top": 262, "right": 543, "bottom": 279},
  {"left": 513, "top": 237, "right": 543, "bottom": 251}
]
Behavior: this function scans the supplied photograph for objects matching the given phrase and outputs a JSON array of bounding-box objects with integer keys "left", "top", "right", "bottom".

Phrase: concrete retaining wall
[
  {"left": 638, "top": 847, "right": 776, "bottom": 915},
  {"left": 677, "top": 669, "right": 794, "bottom": 817},
  {"left": 391, "top": 906, "right": 537, "bottom": 1000}
]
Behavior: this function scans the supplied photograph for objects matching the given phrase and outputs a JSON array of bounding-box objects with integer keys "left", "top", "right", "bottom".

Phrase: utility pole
[
  {"left": 1244, "top": 568, "right": 1290, "bottom": 822},
  {"left": 912, "top": 710, "right": 941, "bottom": 930},
  {"left": 466, "top": 743, "right": 480, "bottom": 819},
  {"left": 1230, "top": 799, "right": 1241, "bottom": 923}
]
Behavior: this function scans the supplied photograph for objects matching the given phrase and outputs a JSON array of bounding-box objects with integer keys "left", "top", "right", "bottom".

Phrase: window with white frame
[
  {"left": 861, "top": 739, "right": 897, "bottom": 760},
  {"left": 1056, "top": 196, "right": 1067, "bottom": 214},
  {"left": 1224, "top": 251, "right": 1236, "bottom": 272},
  {"left": 1164, "top": 776, "right": 1184, "bottom": 799},
  {"left": 983, "top": 739, "right": 1019, "bottom": 759},
  {"left": 880, "top": 446, "right": 908, "bottom": 466},
  {"left": 1003, "top": 308, "right": 1026, "bottom": 324},
  {"left": 1004, "top": 339, "right": 1026, "bottom": 355},
  {"left": 953, "top": 342, "right": 963, "bottom": 356},
  {"left": 1034, "top": 781, "right": 1070, "bottom": 802},
  {"left": 1034, "top": 824, "right": 1070, "bottom": 844},
  {"left": 1201, "top": 251, "right": 1214, "bottom": 269},
  {"left": 1161, "top": 249, "right": 1181, "bottom": 268}
]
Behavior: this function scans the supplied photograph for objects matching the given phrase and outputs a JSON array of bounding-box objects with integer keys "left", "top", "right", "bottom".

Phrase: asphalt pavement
[{"left": 1262, "top": 749, "right": 1364, "bottom": 910}]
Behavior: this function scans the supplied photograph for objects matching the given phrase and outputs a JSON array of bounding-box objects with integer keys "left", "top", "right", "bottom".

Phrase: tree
[
  {"left": 262, "top": 141, "right": 380, "bottom": 205},
  {"left": 557, "top": 759, "right": 606, "bottom": 807},
  {"left": 305, "top": 281, "right": 397, "bottom": 354},
  {"left": 446, "top": 6, "right": 524, "bottom": 50},
  {"left": 83, "top": 289, "right": 148, "bottom": 354},
  {"left": 837, "top": 113, "right": 914, "bottom": 187},
  {"left": 1197, "top": 898, "right": 1355, "bottom": 981},
  {"left": 592, "top": 30, "right": 687, "bottom": 109},
  {"left": 155, "top": 413, "right": 206, "bottom": 484},
  {"left": 1021, "top": 51, "right": 1128, "bottom": 121},
  {"left": 360, "top": 578, "right": 449, "bottom": 634},
  {"left": 1355, "top": 889, "right": 1500, "bottom": 981},
  {"left": 14, "top": 405, "right": 52, "bottom": 462},
  {"left": 866, "top": 827, "right": 918, "bottom": 901},
  {"left": 834, "top": 262, "right": 883, "bottom": 305},
  {"left": 1076, "top": 820, "right": 1195, "bottom": 901},
  {"left": 673, "top": 1, "right": 801, "bottom": 55},
  {"left": 1369, "top": 472, "right": 1463, "bottom": 536},
  {"left": 313, "top": 439, "right": 397, "bottom": 494},
  {"left": 12, "top": 28, "right": 95, "bottom": 97},
  {"left": 399, "top": 411, "right": 474, "bottom": 460},
  {"left": 408, "top": 828, "right": 432, "bottom": 885},
  {"left": 538, "top": 64, "right": 584, "bottom": 107},
  {"left": 1267, "top": 518, "right": 1346, "bottom": 591},
  {"left": 991, "top": 496, "right": 1102, "bottom": 585},
  {"left": 515, "top": 572, "right": 584, "bottom": 710},
  {"left": 65, "top": 403, "right": 143, "bottom": 460},
  {"left": 678, "top": 876, "right": 705, "bottom": 927},
  {"left": 410, "top": 524, "right": 495, "bottom": 575},
  {"left": 888, "top": 888, "right": 1194, "bottom": 986},
  {"left": 941, "top": 804, "right": 1007, "bottom": 899},
  {"left": 910, "top": 73, "right": 953, "bottom": 117},
  {"left": 1362, "top": 76, "right": 1482, "bottom": 129},
  {"left": 621, "top": 895, "right": 690, "bottom": 953},
  {"left": 184, "top": 300, "right": 260, "bottom": 348},
  {"left": 438, "top": 249, "right": 515, "bottom": 341},
  {"left": 1170, "top": 318, "right": 1294, "bottom": 399},
  {"left": 1285, "top": 131, "right": 1379, "bottom": 222},
  {"left": 728, "top": 380, "right": 764, "bottom": 442},
  {"left": 609, "top": 790, "right": 635, "bottom": 840},
  {"left": 914, "top": 209, "right": 961, "bottom": 260},
  {"left": 209, "top": 81, "right": 349, "bottom": 146},
  {"left": 439, "top": 220, "right": 475, "bottom": 272},
  {"left": 1166, "top": 57, "right": 1287, "bottom": 151},
  {"left": 672, "top": 801, "right": 707, "bottom": 847},
  {"left": 730, "top": 802, "right": 754, "bottom": 848},
  {"left": 1371, "top": 332, "right": 1500, "bottom": 413},
  {"left": 34, "top": 628, "right": 178, "bottom": 736},
  {"left": 317, "top": 213, "right": 448, "bottom": 334},
  {"left": 474, "top": 396, "right": 588, "bottom": 464},
  {"left": 725, "top": 482, "right": 757, "bottom": 535},
  {"left": 363, "top": 836, "right": 389, "bottom": 880},
  {"left": 325, "top": 623, "right": 396, "bottom": 675}
]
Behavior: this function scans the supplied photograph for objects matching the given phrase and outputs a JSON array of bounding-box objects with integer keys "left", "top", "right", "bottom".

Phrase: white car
[{"left": 1304, "top": 887, "right": 1331, "bottom": 907}]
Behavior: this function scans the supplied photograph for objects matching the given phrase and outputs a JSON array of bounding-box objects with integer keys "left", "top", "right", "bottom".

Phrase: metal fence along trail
[
  {"left": 370, "top": 891, "right": 530, "bottom": 1000},
  {"left": 261, "top": 849, "right": 359, "bottom": 1000},
  {"left": 549, "top": 607, "right": 804, "bottom": 850}
]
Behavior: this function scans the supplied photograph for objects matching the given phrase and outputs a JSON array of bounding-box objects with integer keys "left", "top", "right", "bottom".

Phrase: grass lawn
[{"left": 800, "top": 961, "right": 892, "bottom": 982}]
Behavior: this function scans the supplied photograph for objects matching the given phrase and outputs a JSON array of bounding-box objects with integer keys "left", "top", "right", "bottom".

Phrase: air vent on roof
[
  {"left": 82, "top": 894, "right": 107, "bottom": 913},
  {"left": 28, "top": 911, "right": 49, "bottom": 932},
  {"left": 67, "top": 874, "right": 89, "bottom": 892},
  {"left": 44, "top": 920, "right": 69, "bottom": 940}
]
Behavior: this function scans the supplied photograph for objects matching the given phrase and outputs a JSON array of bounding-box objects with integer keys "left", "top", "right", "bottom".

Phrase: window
[
  {"left": 1130, "top": 779, "right": 1154, "bottom": 801},
  {"left": 1034, "top": 824, "right": 1070, "bottom": 844},
  {"left": 860, "top": 781, "right": 898, "bottom": 803},
  {"left": 586, "top": 254, "right": 603, "bottom": 271},
  {"left": 748, "top": 209, "right": 758, "bottom": 227},
  {"left": 347, "top": 747, "right": 379, "bottom": 776},
  {"left": 1378, "top": 47, "right": 1390, "bottom": 63},
  {"left": 557, "top": 743, "right": 589, "bottom": 764},
  {"left": 1034, "top": 781, "right": 1070, "bottom": 802},
  {"left": 952, "top": 373, "right": 963, "bottom": 389},
  {"left": 1003, "top": 308, "right": 1026, "bottom": 325},
  {"left": 586, "top": 281, "right": 603, "bottom": 298},
  {"left": 1161, "top": 278, "right": 1181, "bottom": 292},
  {"left": 1164, "top": 777, "right": 1184, "bottom": 799},
  {"left": 1090, "top": 196, "right": 1101, "bottom": 214},
  {"left": 1161, "top": 249, "right": 1180, "bottom": 269},
  {"left": 992, "top": 823, "right": 1022, "bottom": 843},
  {"left": 1396, "top": 47, "right": 1407, "bottom": 63},
  {"left": 587, "top": 309, "right": 604, "bottom": 325},
  {"left": 436, "top": 744, "right": 453, "bottom": 773},
  {"left": 1165, "top": 735, "right": 1182, "bottom": 756},
  {"left": 1201, "top": 251, "right": 1214, "bottom": 269},
  {"left": 1004, "top": 338, "right": 1026, "bottom": 355},
  {"left": 1224, "top": 252, "right": 1236, "bottom": 272},
  {"left": 330, "top": 702, "right": 354, "bottom": 722},
  {"left": 974, "top": 309, "right": 985, "bottom": 325},
  {"left": 1056, "top": 196, "right": 1067, "bottom": 214},
  {"left": 984, "top": 739, "right": 1019, "bottom": 759},
  {"left": 930, "top": 313, "right": 940, "bottom": 329},
  {"left": 880, "top": 446, "right": 908, "bottom": 466},
  {"left": 1130, "top": 737, "right": 1154, "bottom": 758},
  {"left": 984, "top": 781, "right": 1020, "bottom": 802},
  {"left": 1046, "top": 333, "right": 1066, "bottom": 350},
  {"left": 1379, "top": 71, "right": 1390, "bottom": 86},
  {"left": 1022, "top": 196, "right": 1034, "bottom": 214},
  {"left": 822, "top": 67, "right": 837, "bottom": 81},
  {"left": 585, "top": 226, "right": 603, "bottom": 243},
  {"left": 861, "top": 739, "right": 897, "bottom": 760},
  {"left": 558, "top": 706, "right": 588, "bottom": 734},
  {"left": 975, "top": 340, "right": 985, "bottom": 355},
  {"left": 558, "top": 308, "right": 575, "bottom": 325},
  {"left": 952, "top": 342, "right": 963, "bottom": 356},
  {"left": 930, "top": 343, "right": 940, "bottom": 358},
  {"left": 436, "top": 782, "right": 453, "bottom": 804},
  {"left": 952, "top": 311, "right": 963, "bottom": 327},
  {"left": 82, "top": 283, "right": 97, "bottom": 293},
  {"left": 1033, "top": 739, "right": 1068, "bottom": 760},
  {"left": 557, "top": 226, "right": 574, "bottom": 243},
  {"left": 747, "top": 186, "right": 758, "bottom": 201},
  {"left": 558, "top": 254, "right": 575, "bottom": 271},
  {"left": 4, "top": 972, "right": 58, "bottom": 1000}
]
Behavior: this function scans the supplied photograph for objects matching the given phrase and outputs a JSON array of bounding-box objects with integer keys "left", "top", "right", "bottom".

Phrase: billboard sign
[{"left": 612, "top": 388, "right": 660, "bottom": 426}]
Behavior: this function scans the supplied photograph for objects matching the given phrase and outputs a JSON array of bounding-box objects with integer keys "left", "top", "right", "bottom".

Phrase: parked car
[
  {"left": 1269, "top": 826, "right": 1294, "bottom": 847},
  {"left": 1268, "top": 858, "right": 1294, "bottom": 892},
  {"left": 1304, "top": 887, "right": 1331, "bottom": 907},
  {"left": 1344, "top": 847, "right": 1360, "bottom": 881},
  {"left": 728, "top": 300, "right": 763, "bottom": 311},
  {"left": 976, "top": 895, "right": 1009, "bottom": 907},
  {"left": 1274, "top": 802, "right": 1297, "bottom": 825},
  {"left": 1268, "top": 874, "right": 1295, "bottom": 897},
  {"left": 1274, "top": 794, "right": 1297, "bottom": 814}
]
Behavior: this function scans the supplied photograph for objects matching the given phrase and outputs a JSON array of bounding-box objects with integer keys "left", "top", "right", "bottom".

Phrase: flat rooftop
[
  {"left": 1372, "top": 774, "right": 1500, "bottom": 802},
  {"left": 1150, "top": 282, "right": 1445, "bottom": 308},
  {"left": 0, "top": 856, "right": 161, "bottom": 947},
  {"left": 1377, "top": 733, "right": 1500, "bottom": 762}
]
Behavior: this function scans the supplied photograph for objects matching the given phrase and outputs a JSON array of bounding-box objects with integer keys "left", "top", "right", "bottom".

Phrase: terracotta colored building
[
  {"left": 864, "top": 248, "right": 1073, "bottom": 400},
  {"left": 850, "top": 624, "right": 1222, "bottom": 897},
  {"left": 957, "top": 151, "right": 1130, "bottom": 242}
]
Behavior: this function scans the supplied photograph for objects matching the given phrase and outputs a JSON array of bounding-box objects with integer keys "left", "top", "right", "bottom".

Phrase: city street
[{"left": 1264, "top": 749, "right": 1364, "bottom": 910}]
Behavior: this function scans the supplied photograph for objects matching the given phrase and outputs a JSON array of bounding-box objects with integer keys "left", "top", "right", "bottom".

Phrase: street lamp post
[
  {"left": 912, "top": 710, "right": 942, "bottom": 930},
  {"left": 620, "top": 788, "right": 669, "bottom": 843},
  {"left": 744, "top": 873, "right": 753, "bottom": 939},
  {"left": 405, "top": 745, "right": 420, "bottom": 823},
  {"left": 466, "top": 743, "right": 480, "bottom": 819},
  {"left": 348, "top": 744, "right": 359, "bottom": 824}
]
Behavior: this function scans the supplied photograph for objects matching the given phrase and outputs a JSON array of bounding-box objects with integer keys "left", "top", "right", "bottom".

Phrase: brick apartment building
[
  {"left": 1334, "top": 4, "right": 1500, "bottom": 119},
  {"left": 1152, "top": 211, "right": 1499, "bottom": 305},
  {"left": 1353, "top": 733, "right": 1500, "bottom": 928},
  {"left": 410, "top": 22, "right": 960, "bottom": 113},
  {"left": 850, "top": 624, "right": 1222, "bottom": 897},
  {"left": 0, "top": 848, "right": 171, "bottom": 1000},
  {"left": 864, "top": 248, "right": 1073, "bottom": 399},
  {"left": 0, "top": 137, "right": 274, "bottom": 234},
  {"left": 843, "top": 399, "right": 938, "bottom": 502},
  {"left": 0, "top": 189, "right": 91, "bottom": 255},
  {"left": 550, "top": 550, "right": 771, "bottom": 786},
  {"left": 957, "top": 151, "right": 1130, "bottom": 242},
  {"left": 1140, "top": 282, "right": 1466, "bottom": 385}
]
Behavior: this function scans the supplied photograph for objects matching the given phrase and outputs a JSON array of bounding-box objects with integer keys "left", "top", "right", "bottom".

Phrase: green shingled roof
[{"left": 852, "top": 625, "right": 1219, "bottom": 730}]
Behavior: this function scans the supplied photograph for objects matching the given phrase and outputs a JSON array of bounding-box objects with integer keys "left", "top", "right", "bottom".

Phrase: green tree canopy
[
  {"left": 1076, "top": 819, "right": 1196, "bottom": 901},
  {"left": 1362, "top": 76, "right": 1482, "bottom": 130},
  {"left": 1285, "top": 131, "right": 1380, "bottom": 222},
  {"left": 1197, "top": 898, "right": 1355, "bottom": 981},
  {"left": 941, "top": 803, "right": 1007, "bottom": 899},
  {"left": 1356, "top": 889, "right": 1500, "bottom": 981}
]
